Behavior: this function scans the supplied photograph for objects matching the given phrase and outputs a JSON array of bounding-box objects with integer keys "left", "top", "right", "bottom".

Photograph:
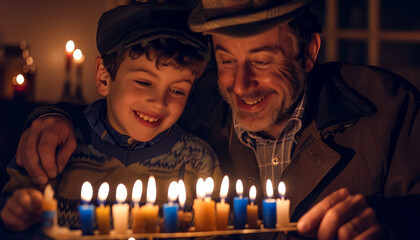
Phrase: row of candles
[{"left": 42, "top": 176, "right": 291, "bottom": 235}]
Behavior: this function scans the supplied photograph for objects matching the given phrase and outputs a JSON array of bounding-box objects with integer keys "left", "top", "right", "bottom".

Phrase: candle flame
[
  {"left": 249, "top": 185, "right": 256, "bottom": 201},
  {"left": 146, "top": 176, "right": 156, "bottom": 204},
  {"left": 204, "top": 177, "right": 214, "bottom": 197},
  {"left": 81, "top": 181, "right": 93, "bottom": 202},
  {"left": 116, "top": 183, "right": 127, "bottom": 203},
  {"left": 132, "top": 180, "right": 142, "bottom": 203},
  {"left": 98, "top": 182, "right": 109, "bottom": 202},
  {"left": 266, "top": 179, "right": 273, "bottom": 198},
  {"left": 278, "top": 181, "right": 286, "bottom": 197},
  {"left": 168, "top": 181, "right": 178, "bottom": 203},
  {"left": 236, "top": 179, "right": 243, "bottom": 196},
  {"left": 44, "top": 184, "right": 54, "bottom": 200},
  {"left": 73, "top": 49, "right": 84, "bottom": 63},
  {"left": 66, "top": 40, "right": 75, "bottom": 53},
  {"left": 16, "top": 74, "right": 25, "bottom": 85},
  {"left": 220, "top": 175, "right": 229, "bottom": 199},
  {"left": 178, "top": 179, "right": 186, "bottom": 208},
  {"left": 196, "top": 178, "right": 205, "bottom": 199}
]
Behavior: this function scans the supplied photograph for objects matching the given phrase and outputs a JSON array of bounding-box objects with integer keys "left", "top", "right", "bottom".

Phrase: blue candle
[
  {"left": 78, "top": 181, "right": 95, "bottom": 235},
  {"left": 163, "top": 181, "right": 179, "bottom": 233},
  {"left": 233, "top": 179, "right": 248, "bottom": 229},
  {"left": 262, "top": 179, "right": 276, "bottom": 228}
]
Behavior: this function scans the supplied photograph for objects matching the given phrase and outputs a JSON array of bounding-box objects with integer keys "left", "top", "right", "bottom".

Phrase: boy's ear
[
  {"left": 304, "top": 33, "right": 321, "bottom": 73},
  {"left": 95, "top": 57, "right": 111, "bottom": 96}
]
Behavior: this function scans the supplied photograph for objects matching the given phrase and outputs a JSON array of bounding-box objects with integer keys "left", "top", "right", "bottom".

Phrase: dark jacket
[{"left": 180, "top": 61, "right": 420, "bottom": 239}]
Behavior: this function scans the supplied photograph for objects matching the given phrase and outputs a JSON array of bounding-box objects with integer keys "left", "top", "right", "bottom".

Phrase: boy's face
[{"left": 97, "top": 52, "right": 195, "bottom": 142}]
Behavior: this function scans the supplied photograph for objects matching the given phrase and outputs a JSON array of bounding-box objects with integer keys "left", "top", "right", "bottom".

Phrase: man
[{"left": 9, "top": 0, "right": 420, "bottom": 239}]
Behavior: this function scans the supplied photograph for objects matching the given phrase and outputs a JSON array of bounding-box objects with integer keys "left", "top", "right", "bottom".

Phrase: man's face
[
  {"left": 212, "top": 24, "right": 305, "bottom": 135},
  {"left": 105, "top": 52, "right": 195, "bottom": 142}
]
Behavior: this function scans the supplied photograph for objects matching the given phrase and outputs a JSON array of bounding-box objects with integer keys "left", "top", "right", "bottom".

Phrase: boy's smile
[{"left": 97, "top": 52, "right": 195, "bottom": 142}]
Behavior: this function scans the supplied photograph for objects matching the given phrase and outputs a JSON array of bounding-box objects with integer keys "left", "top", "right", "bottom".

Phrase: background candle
[
  {"left": 262, "top": 179, "right": 276, "bottom": 228},
  {"left": 276, "top": 181, "right": 290, "bottom": 228},
  {"left": 112, "top": 183, "right": 129, "bottom": 234},
  {"left": 233, "top": 179, "right": 248, "bottom": 229},
  {"left": 247, "top": 185, "right": 260, "bottom": 229},
  {"left": 96, "top": 182, "right": 110, "bottom": 235},
  {"left": 42, "top": 184, "right": 57, "bottom": 228},
  {"left": 163, "top": 181, "right": 179, "bottom": 233},
  {"left": 177, "top": 179, "right": 192, "bottom": 232},
  {"left": 216, "top": 175, "right": 230, "bottom": 230},
  {"left": 131, "top": 180, "right": 144, "bottom": 233},
  {"left": 140, "top": 176, "right": 159, "bottom": 233},
  {"left": 79, "top": 181, "right": 95, "bottom": 235},
  {"left": 65, "top": 40, "right": 74, "bottom": 75}
]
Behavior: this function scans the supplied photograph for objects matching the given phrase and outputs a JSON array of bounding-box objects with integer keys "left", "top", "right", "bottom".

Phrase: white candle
[
  {"left": 112, "top": 183, "right": 129, "bottom": 234},
  {"left": 276, "top": 181, "right": 290, "bottom": 227}
]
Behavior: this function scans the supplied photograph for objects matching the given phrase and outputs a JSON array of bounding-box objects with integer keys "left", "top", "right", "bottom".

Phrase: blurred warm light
[
  {"left": 26, "top": 56, "right": 34, "bottom": 65},
  {"left": 204, "top": 177, "right": 214, "bottom": 197},
  {"left": 131, "top": 180, "right": 142, "bottom": 204},
  {"left": 236, "top": 179, "right": 243, "bottom": 196},
  {"left": 196, "top": 178, "right": 205, "bottom": 199},
  {"left": 220, "top": 175, "right": 229, "bottom": 199},
  {"left": 73, "top": 49, "right": 84, "bottom": 63},
  {"left": 16, "top": 74, "right": 25, "bottom": 85},
  {"left": 22, "top": 49, "right": 29, "bottom": 59},
  {"left": 278, "top": 181, "right": 286, "bottom": 199},
  {"left": 266, "top": 179, "right": 273, "bottom": 198},
  {"left": 20, "top": 41, "right": 28, "bottom": 50},
  {"left": 98, "top": 182, "right": 109, "bottom": 202},
  {"left": 249, "top": 185, "right": 256, "bottom": 202},
  {"left": 81, "top": 181, "right": 93, "bottom": 203},
  {"left": 178, "top": 179, "right": 186, "bottom": 208},
  {"left": 66, "top": 40, "right": 75, "bottom": 53},
  {"left": 116, "top": 183, "right": 127, "bottom": 203},
  {"left": 146, "top": 176, "right": 157, "bottom": 204},
  {"left": 168, "top": 181, "right": 178, "bottom": 203}
]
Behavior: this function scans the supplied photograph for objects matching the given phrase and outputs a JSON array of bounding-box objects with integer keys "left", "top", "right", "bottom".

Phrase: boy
[{"left": 0, "top": 2, "right": 220, "bottom": 236}]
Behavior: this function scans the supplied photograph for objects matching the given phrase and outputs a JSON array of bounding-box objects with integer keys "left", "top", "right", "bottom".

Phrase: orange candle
[
  {"left": 247, "top": 185, "right": 260, "bottom": 229},
  {"left": 131, "top": 180, "right": 144, "bottom": 233},
  {"left": 96, "top": 182, "right": 110, "bottom": 234},
  {"left": 216, "top": 175, "right": 230, "bottom": 230},
  {"left": 177, "top": 179, "right": 192, "bottom": 232},
  {"left": 193, "top": 177, "right": 216, "bottom": 231},
  {"left": 139, "top": 176, "right": 159, "bottom": 233}
]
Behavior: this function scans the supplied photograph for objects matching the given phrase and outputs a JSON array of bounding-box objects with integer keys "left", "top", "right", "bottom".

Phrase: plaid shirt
[{"left": 234, "top": 89, "right": 307, "bottom": 196}]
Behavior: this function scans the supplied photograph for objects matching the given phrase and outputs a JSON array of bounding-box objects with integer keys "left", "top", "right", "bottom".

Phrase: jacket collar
[{"left": 306, "top": 62, "right": 377, "bottom": 131}]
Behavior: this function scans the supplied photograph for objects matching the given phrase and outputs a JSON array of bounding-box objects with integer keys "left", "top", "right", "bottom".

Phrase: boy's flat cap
[
  {"left": 188, "top": 0, "right": 312, "bottom": 37},
  {"left": 97, "top": 2, "right": 208, "bottom": 57}
]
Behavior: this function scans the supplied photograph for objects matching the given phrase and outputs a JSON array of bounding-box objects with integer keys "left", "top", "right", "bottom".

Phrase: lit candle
[
  {"left": 177, "top": 179, "right": 192, "bottom": 232},
  {"left": 247, "top": 185, "right": 260, "bottom": 229},
  {"left": 262, "top": 179, "right": 276, "bottom": 228},
  {"left": 163, "top": 181, "right": 179, "bottom": 233},
  {"left": 193, "top": 177, "right": 216, "bottom": 231},
  {"left": 42, "top": 184, "right": 57, "bottom": 228},
  {"left": 78, "top": 181, "right": 94, "bottom": 235},
  {"left": 96, "top": 182, "right": 110, "bottom": 235},
  {"left": 65, "top": 40, "right": 75, "bottom": 75},
  {"left": 216, "top": 175, "right": 230, "bottom": 230},
  {"left": 73, "top": 48, "right": 84, "bottom": 102},
  {"left": 276, "top": 181, "right": 290, "bottom": 228},
  {"left": 140, "top": 176, "right": 159, "bottom": 233},
  {"left": 131, "top": 180, "right": 144, "bottom": 233},
  {"left": 233, "top": 179, "right": 248, "bottom": 229},
  {"left": 112, "top": 183, "right": 129, "bottom": 234}
]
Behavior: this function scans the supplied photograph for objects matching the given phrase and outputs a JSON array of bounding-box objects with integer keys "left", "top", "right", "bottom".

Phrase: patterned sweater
[{"left": 1, "top": 102, "right": 221, "bottom": 231}]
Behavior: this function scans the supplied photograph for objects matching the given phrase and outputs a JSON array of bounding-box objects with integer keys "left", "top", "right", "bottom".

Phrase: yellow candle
[
  {"left": 112, "top": 184, "right": 129, "bottom": 234},
  {"left": 247, "top": 185, "right": 260, "bottom": 229},
  {"left": 131, "top": 180, "right": 144, "bottom": 233},
  {"left": 194, "top": 177, "right": 216, "bottom": 231},
  {"left": 42, "top": 184, "right": 57, "bottom": 228},
  {"left": 139, "top": 176, "right": 159, "bottom": 233},
  {"left": 276, "top": 182, "right": 290, "bottom": 228},
  {"left": 96, "top": 182, "right": 110, "bottom": 234},
  {"left": 216, "top": 175, "right": 230, "bottom": 230},
  {"left": 177, "top": 179, "right": 192, "bottom": 232}
]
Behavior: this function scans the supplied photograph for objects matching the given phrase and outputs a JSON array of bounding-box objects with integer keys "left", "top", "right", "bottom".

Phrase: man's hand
[
  {"left": 297, "top": 188, "right": 383, "bottom": 240},
  {"left": 16, "top": 115, "right": 76, "bottom": 185},
  {"left": 1, "top": 189, "right": 43, "bottom": 232}
]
